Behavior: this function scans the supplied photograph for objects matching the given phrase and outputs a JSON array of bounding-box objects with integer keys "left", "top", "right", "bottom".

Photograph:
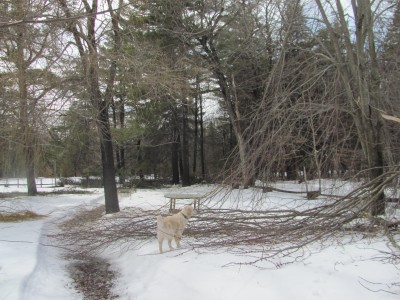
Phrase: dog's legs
[
  {"left": 158, "top": 237, "right": 164, "bottom": 253},
  {"left": 174, "top": 235, "right": 181, "bottom": 248},
  {"left": 168, "top": 238, "right": 174, "bottom": 250}
]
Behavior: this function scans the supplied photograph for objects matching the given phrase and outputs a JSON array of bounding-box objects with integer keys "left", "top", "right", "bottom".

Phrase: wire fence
[{"left": 0, "top": 178, "right": 59, "bottom": 187}]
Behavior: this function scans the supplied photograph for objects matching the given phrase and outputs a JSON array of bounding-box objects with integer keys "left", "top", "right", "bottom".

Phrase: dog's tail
[{"left": 157, "top": 215, "right": 163, "bottom": 228}]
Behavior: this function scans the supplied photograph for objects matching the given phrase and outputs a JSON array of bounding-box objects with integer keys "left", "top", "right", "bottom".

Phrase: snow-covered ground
[{"left": 0, "top": 179, "right": 399, "bottom": 299}]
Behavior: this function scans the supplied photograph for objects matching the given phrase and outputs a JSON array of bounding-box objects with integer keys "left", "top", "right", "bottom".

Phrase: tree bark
[
  {"left": 199, "top": 90, "right": 206, "bottom": 181},
  {"left": 181, "top": 98, "right": 191, "bottom": 186},
  {"left": 112, "top": 95, "right": 126, "bottom": 184},
  {"left": 111, "top": 97, "right": 122, "bottom": 182},
  {"left": 118, "top": 97, "right": 126, "bottom": 184},
  {"left": 15, "top": 0, "right": 37, "bottom": 195},
  {"left": 170, "top": 108, "right": 180, "bottom": 184},
  {"left": 99, "top": 101, "right": 119, "bottom": 213},
  {"left": 171, "top": 138, "right": 180, "bottom": 185},
  {"left": 192, "top": 91, "right": 198, "bottom": 175}
]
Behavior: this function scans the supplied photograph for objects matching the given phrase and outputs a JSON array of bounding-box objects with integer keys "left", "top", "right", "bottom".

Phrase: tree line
[{"left": 0, "top": 0, "right": 399, "bottom": 214}]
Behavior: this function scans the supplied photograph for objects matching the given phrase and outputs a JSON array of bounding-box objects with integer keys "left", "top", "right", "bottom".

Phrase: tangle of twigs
[{"left": 48, "top": 169, "right": 400, "bottom": 267}]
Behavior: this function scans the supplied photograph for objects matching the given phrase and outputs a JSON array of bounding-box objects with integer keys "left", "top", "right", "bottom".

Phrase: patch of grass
[
  {"left": 117, "top": 187, "right": 134, "bottom": 194},
  {"left": 60, "top": 205, "right": 105, "bottom": 230},
  {"left": 0, "top": 192, "right": 27, "bottom": 199},
  {"left": 38, "top": 189, "right": 93, "bottom": 195},
  {"left": 0, "top": 190, "right": 92, "bottom": 199},
  {"left": 0, "top": 210, "right": 46, "bottom": 222}
]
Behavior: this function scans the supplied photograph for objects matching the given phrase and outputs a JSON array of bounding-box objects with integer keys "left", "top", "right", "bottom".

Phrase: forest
[{"left": 1, "top": 0, "right": 400, "bottom": 215}]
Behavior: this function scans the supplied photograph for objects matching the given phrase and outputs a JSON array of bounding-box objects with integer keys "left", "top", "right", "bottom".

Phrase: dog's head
[{"left": 181, "top": 205, "right": 194, "bottom": 219}]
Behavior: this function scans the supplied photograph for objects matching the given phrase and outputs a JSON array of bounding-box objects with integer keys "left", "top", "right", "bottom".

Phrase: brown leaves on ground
[
  {"left": 0, "top": 210, "right": 45, "bottom": 222},
  {"left": 69, "top": 256, "right": 118, "bottom": 300}
]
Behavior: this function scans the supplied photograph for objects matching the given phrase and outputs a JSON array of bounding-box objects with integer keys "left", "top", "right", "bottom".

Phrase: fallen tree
[{"left": 49, "top": 168, "right": 400, "bottom": 266}]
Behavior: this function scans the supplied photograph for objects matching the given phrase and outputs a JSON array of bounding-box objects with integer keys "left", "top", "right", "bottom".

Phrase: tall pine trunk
[
  {"left": 199, "top": 92, "right": 206, "bottom": 181},
  {"left": 171, "top": 139, "right": 180, "bottom": 185},
  {"left": 170, "top": 109, "right": 180, "bottom": 184},
  {"left": 192, "top": 93, "right": 198, "bottom": 175},
  {"left": 181, "top": 98, "right": 191, "bottom": 186},
  {"left": 111, "top": 96, "right": 126, "bottom": 185}
]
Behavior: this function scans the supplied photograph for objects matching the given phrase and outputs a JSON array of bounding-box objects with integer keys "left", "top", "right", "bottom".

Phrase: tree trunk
[
  {"left": 16, "top": 0, "right": 37, "bottom": 195},
  {"left": 171, "top": 138, "right": 180, "bottom": 184},
  {"left": 178, "top": 135, "right": 183, "bottom": 183},
  {"left": 25, "top": 143, "right": 37, "bottom": 195},
  {"left": 119, "top": 97, "right": 126, "bottom": 183},
  {"left": 136, "top": 140, "right": 143, "bottom": 180},
  {"left": 58, "top": 0, "right": 120, "bottom": 213},
  {"left": 89, "top": 60, "right": 119, "bottom": 213},
  {"left": 181, "top": 98, "right": 191, "bottom": 186},
  {"left": 111, "top": 97, "right": 122, "bottom": 177},
  {"left": 170, "top": 107, "right": 180, "bottom": 184},
  {"left": 89, "top": 36, "right": 119, "bottom": 214},
  {"left": 192, "top": 92, "right": 198, "bottom": 175},
  {"left": 199, "top": 92, "right": 206, "bottom": 181},
  {"left": 111, "top": 96, "right": 126, "bottom": 184},
  {"left": 99, "top": 102, "right": 120, "bottom": 213},
  {"left": 285, "top": 162, "right": 297, "bottom": 181}
]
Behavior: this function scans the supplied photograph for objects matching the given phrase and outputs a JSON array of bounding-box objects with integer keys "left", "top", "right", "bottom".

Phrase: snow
[
  {"left": 0, "top": 180, "right": 399, "bottom": 299},
  {"left": 112, "top": 237, "right": 399, "bottom": 300}
]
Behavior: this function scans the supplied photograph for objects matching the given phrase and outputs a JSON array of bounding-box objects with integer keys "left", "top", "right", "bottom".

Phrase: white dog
[{"left": 157, "top": 205, "right": 194, "bottom": 253}]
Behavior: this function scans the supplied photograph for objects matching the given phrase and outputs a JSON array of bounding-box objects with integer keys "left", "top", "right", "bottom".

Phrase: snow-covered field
[{"left": 0, "top": 179, "right": 399, "bottom": 299}]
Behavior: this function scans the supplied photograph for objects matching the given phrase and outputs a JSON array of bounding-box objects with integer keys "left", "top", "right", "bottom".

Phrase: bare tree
[
  {"left": 313, "top": 0, "right": 396, "bottom": 215},
  {"left": 57, "top": 0, "right": 121, "bottom": 213},
  {"left": 15, "top": 0, "right": 37, "bottom": 195},
  {"left": 0, "top": 0, "right": 62, "bottom": 194}
]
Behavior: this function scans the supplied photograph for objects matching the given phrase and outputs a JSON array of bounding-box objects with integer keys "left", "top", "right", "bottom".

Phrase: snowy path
[{"left": 0, "top": 192, "right": 104, "bottom": 300}]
